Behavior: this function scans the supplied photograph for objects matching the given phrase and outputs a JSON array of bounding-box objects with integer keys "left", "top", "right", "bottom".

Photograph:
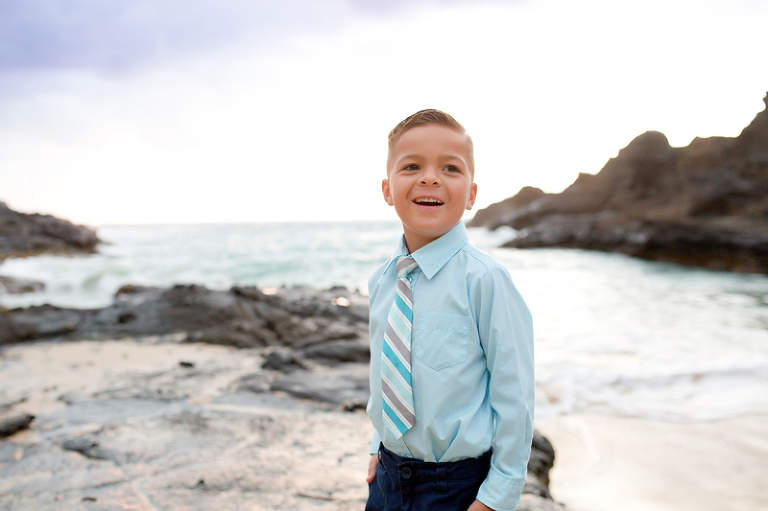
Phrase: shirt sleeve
[
  {"left": 370, "top": 428, "right": 381, "bottom": 454},
  {"left": 472, "top": 265, "right": 535, "bottom": 511}
]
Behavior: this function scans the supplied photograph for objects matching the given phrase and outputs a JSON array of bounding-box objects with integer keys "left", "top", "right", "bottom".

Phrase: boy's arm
[
  {"left": 472, "top": 265, "right": 535, "bottom": 511},
  {"left": 370, "top": 428, "right": 381, "bottom": 454}
]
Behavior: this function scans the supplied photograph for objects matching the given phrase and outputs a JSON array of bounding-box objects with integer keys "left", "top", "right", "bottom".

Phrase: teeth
[{"left": 415, "top": 198, "right": 443, "bottom": 205}]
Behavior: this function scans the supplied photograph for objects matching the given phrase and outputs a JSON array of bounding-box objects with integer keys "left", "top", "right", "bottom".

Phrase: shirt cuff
[
  {"left": 370, "top": 429, "right": 382, "bottom": 455},
  {"left": 475, "top": 464, "right": 526, "bottom": 511}
]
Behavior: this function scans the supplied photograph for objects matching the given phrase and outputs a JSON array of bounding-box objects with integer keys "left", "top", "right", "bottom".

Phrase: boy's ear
[
  {"left": 382, "top": 178, "right": 394, "bottom": 206},
  {"left": 466, "top": 183, "right": 477, "bottom": 210}
]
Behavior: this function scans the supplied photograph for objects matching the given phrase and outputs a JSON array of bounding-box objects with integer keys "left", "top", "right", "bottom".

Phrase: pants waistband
[{"left": 378, "top": 444, "right": 491, "bottom": 483}]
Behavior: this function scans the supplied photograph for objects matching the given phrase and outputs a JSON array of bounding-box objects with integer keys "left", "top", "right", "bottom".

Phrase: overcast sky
[{"left": 1, "top": 0, "right": 767, "bottom": 225}]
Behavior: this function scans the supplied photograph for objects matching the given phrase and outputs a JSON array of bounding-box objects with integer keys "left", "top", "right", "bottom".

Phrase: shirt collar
[{"left": 387, "top": 222, "right": 469, "bottom": 280}]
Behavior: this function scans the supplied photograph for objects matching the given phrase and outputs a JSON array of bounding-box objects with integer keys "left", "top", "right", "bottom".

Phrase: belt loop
[{"left": 437, "top": 464, "right": 448, "bottom": 494}]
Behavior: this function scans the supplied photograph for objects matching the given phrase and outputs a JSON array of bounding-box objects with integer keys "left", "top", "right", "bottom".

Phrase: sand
[{"left": 536, "top": 414, "right": 768, "bottom": 511}]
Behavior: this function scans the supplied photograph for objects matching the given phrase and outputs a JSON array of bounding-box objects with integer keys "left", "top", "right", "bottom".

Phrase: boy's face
[{"left": 383, "top": 123, "right": 477, "bottom": 253}]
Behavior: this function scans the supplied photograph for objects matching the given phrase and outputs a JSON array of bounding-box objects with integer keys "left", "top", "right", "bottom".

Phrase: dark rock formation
[
  {"left": 0, "top": 304, "right": 83, "bottom": 343},
  {"left": 469, "top": 93, "right": 768, "bottom": 274},
  {"left": 0, "top": 284, "right": 369, "bottom": 349},
  {"left": 0, "top": 202, "right": 100, "bottom": 260}
]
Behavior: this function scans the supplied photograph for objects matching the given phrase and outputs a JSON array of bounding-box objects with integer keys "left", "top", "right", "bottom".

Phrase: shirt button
[{"left": 401, "top": 467, "right": 412, "bottom": 479}]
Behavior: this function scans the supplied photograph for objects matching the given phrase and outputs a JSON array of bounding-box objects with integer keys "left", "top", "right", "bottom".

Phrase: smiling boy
[
  {"left": 365, "top": 110, "right": 535, "bottom": 511},
  {"left": 382, "top": 117, "right": 477, "bottom": 252}
]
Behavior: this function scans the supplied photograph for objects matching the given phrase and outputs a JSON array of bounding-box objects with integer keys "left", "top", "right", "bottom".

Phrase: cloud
[
  {"left": 0, "top": 0, "right": 511, "bottom": 73},
  {"left": 0, "top": 0, "right": 328, "bottom": 72}
]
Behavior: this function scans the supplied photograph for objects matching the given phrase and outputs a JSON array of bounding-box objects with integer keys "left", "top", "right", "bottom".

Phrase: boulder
[
  {"left": 0, "top": 412, "right": 35, "bottom": 438},
  {"left": 0, "top": 304, "right": 84, "bottom": 345}
]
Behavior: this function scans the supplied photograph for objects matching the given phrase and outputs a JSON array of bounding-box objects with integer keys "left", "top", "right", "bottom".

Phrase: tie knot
[{"left": 396, "top": 255, "right": 418, "bottom": 279}]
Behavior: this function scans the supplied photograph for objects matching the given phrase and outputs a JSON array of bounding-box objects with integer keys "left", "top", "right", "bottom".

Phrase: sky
[{"left": 1, "top": 0, "right": 767, "bottom": 226}]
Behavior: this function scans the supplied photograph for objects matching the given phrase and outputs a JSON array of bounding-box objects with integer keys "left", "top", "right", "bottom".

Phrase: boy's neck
[
  {"left": 402, "top": 222, "right": 462, "bottom": 253},
  {"left": 402, "top": 231, "right": 437, "bottom": 254}
]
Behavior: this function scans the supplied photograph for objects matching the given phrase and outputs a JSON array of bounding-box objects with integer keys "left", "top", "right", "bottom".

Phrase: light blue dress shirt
[{"left": 367, "top": 221, "right": 535, "bottom": 511}]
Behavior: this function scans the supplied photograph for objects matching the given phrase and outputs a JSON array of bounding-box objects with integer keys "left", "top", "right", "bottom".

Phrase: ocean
[{"left": 1, "top": 221, "right": 767, "bottom": 423}]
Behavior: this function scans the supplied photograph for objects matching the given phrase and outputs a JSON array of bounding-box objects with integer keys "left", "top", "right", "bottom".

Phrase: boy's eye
[
  {"left": 402, "top": 164, "right": 419, "bottom": 171},
  {"left": 444, "top": 165, "right": 460, "bottom": 173}
]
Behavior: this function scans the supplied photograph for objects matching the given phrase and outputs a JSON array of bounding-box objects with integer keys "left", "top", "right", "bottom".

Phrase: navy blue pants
[{"left": 365, "top": 444, "right": 492, "bottom": 511}]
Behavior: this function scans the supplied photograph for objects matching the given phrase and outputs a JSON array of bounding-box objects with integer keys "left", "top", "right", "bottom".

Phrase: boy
[{"left": 365, "top": 110, "right": 535, "bottom": 511}]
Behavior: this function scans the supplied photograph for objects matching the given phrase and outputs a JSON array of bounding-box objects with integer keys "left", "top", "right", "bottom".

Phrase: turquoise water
[{"left": 2, "top": 221, "right": 767, "bottom": 422}]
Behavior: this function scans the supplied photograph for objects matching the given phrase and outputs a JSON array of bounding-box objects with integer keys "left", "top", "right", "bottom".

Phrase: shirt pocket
[{"left": 413, "top": 312, "right": 473, "bottom": 370}]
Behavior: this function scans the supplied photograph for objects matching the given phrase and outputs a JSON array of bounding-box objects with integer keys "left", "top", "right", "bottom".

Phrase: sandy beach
[
  {"left": 536, "top": 414, "right": 768, "bottom": 511},
  {"left": 2, "top": 338, "right": 767, "bottom": 511}
]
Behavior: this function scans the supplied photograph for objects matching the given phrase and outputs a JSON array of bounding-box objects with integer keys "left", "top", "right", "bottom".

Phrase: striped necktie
[{"left": 382, "top": 255, "right": 419, "bottom": 439}]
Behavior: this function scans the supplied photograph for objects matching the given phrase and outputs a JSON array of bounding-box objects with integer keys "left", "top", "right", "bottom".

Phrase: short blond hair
[{"left": 387, "top": 109, "right": 475, "bottom": 174}]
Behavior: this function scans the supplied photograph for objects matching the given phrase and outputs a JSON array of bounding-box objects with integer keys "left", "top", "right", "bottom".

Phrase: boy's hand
[
  {"left": 366, "top": 454, "right": 378, "bottom": 483},
  {"left": 467, "top": 500, "right": 493, "bottom": 511}
]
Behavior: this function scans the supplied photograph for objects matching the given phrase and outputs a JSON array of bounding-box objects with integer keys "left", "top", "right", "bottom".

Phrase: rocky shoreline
[
  {"left": 469, "top": 93, "right": 768, "bottom": 274},
  {"left": 0, "top": 202, "right": 99, "bottom": 261},
  {"left": 0, "top": 201, "right": 100, "bottom": 296},
  {"left": 1, "top": 281, "right": 565, "bottom": 510}
]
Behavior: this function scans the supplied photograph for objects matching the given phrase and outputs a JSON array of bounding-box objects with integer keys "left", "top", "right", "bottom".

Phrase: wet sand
[{"left": 536, "top": 414, "right": 768, "bottom": 511}]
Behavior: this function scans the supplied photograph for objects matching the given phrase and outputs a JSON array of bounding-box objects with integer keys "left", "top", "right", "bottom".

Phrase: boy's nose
[{"left": 419, "top": 169, "right": 441, "bottom": 186}]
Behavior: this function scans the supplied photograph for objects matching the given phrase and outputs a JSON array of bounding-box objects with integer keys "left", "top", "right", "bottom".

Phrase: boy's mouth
[{"left": 413, "top": 198, "right": 444, "bottom": 206}]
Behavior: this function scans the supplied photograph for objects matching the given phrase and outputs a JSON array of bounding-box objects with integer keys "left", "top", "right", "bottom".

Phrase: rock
[
  {"left": 261, "top": 347, "right": 309, "bottom": 373},
  {"left": 1, "top": 283, "right": 370, "bottom": 347},
  {"left": 523, "top": 471, "right": 552, "bottom": 500},
  {"left": 269, "top": 363, "right": 371, "bottom": 409},
  {"left": 1, "top": 304, "right": 84, "bottom": 345},
  {"left": 467, "top": 186, "right": 546, "bottom": 229},
  {"left": 522, "top": 429, "right": 557, "bottom": 501},
  {"left": 62, "top": 434, "right": 114, "bottom": 461},
  {"left": 0, "top": 311, "right": 14, "bottom": 345},
  {"left": 529, "top": 430, "right": 556, "bottom": 487},
  {"left": 472, "top": 93, "right": 768, "bottom": 274},
  {"left": 300, "top": 338, "right": 371, "bottom": 365},
  {"left": 0, "top": 275, "right": 45, "bottom": 295},
  {"left": 0, "top": 202, "right": 100, "bottom": 260},
  {"left": 186, "top": 324, "right": 274, "bottom": 348},
  {"left": 0, "top": 413, "right": 35, "bottom": 437}
]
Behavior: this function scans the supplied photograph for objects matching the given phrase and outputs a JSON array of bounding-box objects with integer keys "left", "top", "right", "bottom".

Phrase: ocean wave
[{"left": 535, "top": 360, "right": 768, "bottom": 421}]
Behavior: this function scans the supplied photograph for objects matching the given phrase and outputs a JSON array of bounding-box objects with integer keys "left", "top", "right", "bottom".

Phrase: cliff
[{"left": 469, "top": 93, "right": 768, "bottom": 274}]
